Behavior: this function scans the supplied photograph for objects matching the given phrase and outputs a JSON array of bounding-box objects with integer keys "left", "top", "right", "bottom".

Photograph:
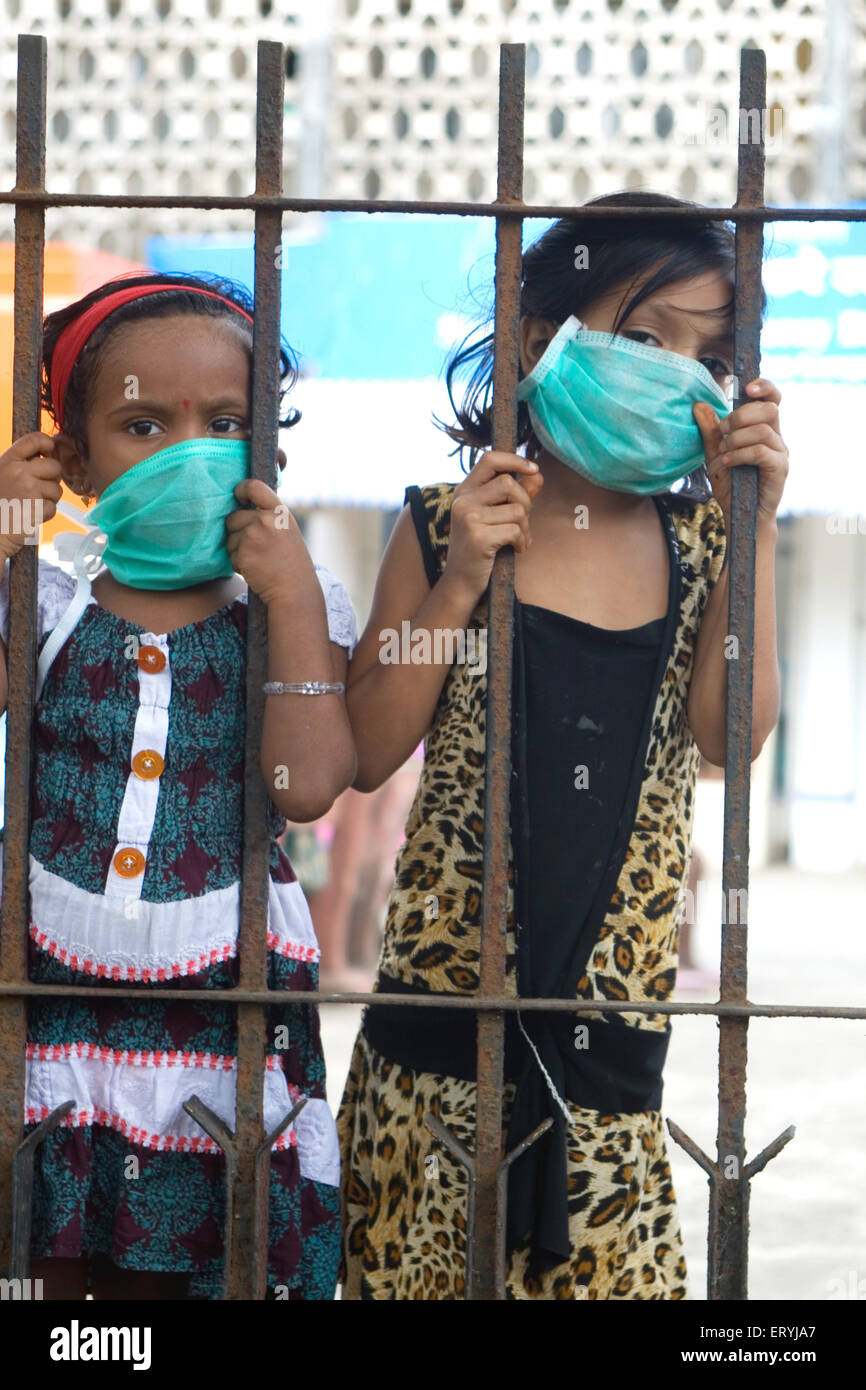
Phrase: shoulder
[
  {"left": 403, "top": 481, "right": 459, "bottom": 569},
  {"left": 666, "top": 493, "right": 727, "bottom": 590},
  {"left": 0, "top": 555, "right": 78, "bottom": 648}
]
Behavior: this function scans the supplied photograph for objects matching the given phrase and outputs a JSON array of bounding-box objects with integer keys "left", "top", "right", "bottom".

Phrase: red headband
[{"left": 49, "top": 283, "right": 254, "bottom": 431}]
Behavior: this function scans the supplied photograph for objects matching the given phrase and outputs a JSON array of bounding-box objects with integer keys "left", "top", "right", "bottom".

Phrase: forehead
[
  {"left": 624, "top": 267, "right": 735, "bottom": 322},
  {"left": 93, "top": 313, "right": 251, "bottom": 384}
]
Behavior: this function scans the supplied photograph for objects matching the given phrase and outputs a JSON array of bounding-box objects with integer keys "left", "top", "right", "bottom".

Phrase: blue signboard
[
  {"left": 761, "top": 214, "right": 866, "bottom": 382},
  {"left": 149, "top": 208, "right": 866, "bottom": 384}
]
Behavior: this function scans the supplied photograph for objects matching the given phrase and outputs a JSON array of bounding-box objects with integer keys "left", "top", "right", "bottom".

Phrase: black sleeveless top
[
  {"left": 512, "top": 599, "right": 665, "bottom": 999},
  {"left": 364, "top": 488, "right": 677, "bottom": 1274}
]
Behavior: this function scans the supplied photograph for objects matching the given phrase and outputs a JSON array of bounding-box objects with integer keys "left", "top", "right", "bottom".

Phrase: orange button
[
  {"left": 137, "top": 644, "right": 166, "bottom": 674},
  {"left": 132, "top": 749, "right": 164, "bottom": 780},
  {"left": 114, "top": 847, "right": 146, "bottom": 878}
]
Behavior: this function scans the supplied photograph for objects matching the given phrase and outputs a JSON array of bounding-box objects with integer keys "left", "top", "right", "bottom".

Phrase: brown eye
[
  {"left": 701, "top": 357, "right": 732, "bottom": 378},
  {"left": 210, "top": 417, "right": 247, "bottom": 434}
]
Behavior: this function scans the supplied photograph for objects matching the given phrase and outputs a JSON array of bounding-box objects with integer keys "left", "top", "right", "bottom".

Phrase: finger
[
  {"left": 467, "top": 501, "right": 532, "bottom": 534},
  {"left": 464, "top": 451, "right": 540, "bottom": 490},
  {"left": 720, "top": 426, "right": 783, "bottom": 457},
  {"left": 10, "top": 432, "right": 58, "bottom": 456},
  {"left": 721, "top": 401, "right": 779, "bottom": 431},
  {"left": 224, "top": 507, "right": 260, "bottom": 532},
  {"left": 718, "top": 444, "right": 781, "bottom": 468},
  {"left": 483, "top": 521, "right": 531, "bottom": 553},
  {"left": 517, "top": 469, "right": 545, "bottom": 502},
  {"left": 233, "top": 477, "right": 280, "bottom": 508},
  {"left": 743, "top": 378, "right": 782, "bottom": 405},
  {"left": 693, "top": 401, "right": 726, "bottom": 458},
  {"left": 27, "top": 457, "right": 65, "bottom": 480},
  {"left": 472, "top": 472, "right": 535, "bottom": 509}
]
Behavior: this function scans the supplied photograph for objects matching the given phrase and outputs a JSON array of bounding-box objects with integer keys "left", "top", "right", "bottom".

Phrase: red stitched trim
[
  {"left": 24, "top": 1104, "right": 298, "bottom": 1153},
  {"left": 266, "top": 930, "right": 319, "bottom": 964},
  {"left": 29, "top": 921, "right": 320, "bottom": 975},
  {"left": 25, "top": 1042, "right": 287, "bottom": 1070}
]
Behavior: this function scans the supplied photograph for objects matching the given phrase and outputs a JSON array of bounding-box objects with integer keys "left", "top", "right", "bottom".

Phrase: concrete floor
[{"left": 320, "top": 863, "right": 866, "bottom": 1301}]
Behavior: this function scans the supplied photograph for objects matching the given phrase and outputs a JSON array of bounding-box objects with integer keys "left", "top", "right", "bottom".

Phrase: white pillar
[
  {"left": 787, "top": 516, "right": 864, "bottom": 870},
  {"left": 305, "top": 506, "right": 382, "bottom": 636}
]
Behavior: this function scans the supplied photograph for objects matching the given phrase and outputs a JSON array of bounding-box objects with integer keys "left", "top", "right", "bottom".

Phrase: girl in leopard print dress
[{"left": 337, "top": 192, "right": 787, "bottom": 1299}]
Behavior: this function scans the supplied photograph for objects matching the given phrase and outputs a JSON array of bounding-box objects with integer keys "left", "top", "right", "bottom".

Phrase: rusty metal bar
[
  {"left": 471, "top": 40, "right": 526, "bottom": 1304},
  {"left": 713, "top": 45, "right": 765, "bottom": 1303},
  {"left": 226, "top": 37, "right": 285, "bottom": 1302},
  {"left": 669, "top": 46, "right": 795, "bottom": 1300},
  {"left": 0, "top": 33, "right": 48, "bottom": 1280},
  {"left": 0, "top": 191, "right": 865, "bottom": 221},
  {"left": 0, "top": 980, "right": 863, "bottom": 1019}
]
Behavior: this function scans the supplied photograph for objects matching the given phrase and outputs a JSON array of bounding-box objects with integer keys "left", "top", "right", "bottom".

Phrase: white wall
[{"left": 785, "top": 517, "right": 866, "bottom": 870}]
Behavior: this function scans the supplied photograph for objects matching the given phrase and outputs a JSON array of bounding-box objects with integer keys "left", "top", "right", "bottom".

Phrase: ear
[
  {"left": 276, "top": 447, "right": 287, "bottom": 472},
  {"left": 519, "top": 316, "right": 559, "bottom": 377},
  {"left": 53, "top": 433, "right": 94, "bottom": 501}
]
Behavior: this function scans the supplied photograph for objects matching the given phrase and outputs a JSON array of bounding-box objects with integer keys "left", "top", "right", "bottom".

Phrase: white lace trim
[
  {"left": 23, "top": 850, "right": 319, "bottom": 980},
  {"left": 24, "top": 1051, "right": 340, "bottom": 1179},
  {"left": 27, "top": 1044, "right": 288, "bottom": 1071},
  {"left": 0, "top": 556, "right": 358, "bottom": 653}
]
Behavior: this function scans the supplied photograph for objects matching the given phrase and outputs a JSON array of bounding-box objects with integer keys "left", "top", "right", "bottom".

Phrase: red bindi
[{"left": 182, "top": 399, "right": 190, "bottom": 409}]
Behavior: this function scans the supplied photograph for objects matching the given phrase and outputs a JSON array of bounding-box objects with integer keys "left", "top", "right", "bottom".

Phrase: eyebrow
[
  {"left": 106, "top": 397, "right": 249, "bottom": 417},
  {"left": 624, "top": 298, "right": 734, "bottom": 348}
]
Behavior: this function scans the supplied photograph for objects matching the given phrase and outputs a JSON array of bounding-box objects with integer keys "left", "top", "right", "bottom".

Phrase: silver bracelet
[{"left": 262, "top": 680, "right": 345, "bottom": 696}]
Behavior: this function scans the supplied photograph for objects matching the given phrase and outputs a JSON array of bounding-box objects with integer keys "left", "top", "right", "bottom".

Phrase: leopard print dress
[{"left": 337, "top": 482, "right": 727, "bottom": 1300}]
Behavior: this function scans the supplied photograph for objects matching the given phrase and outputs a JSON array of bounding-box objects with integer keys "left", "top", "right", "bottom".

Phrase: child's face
[
  {"left": 56, "top": 314, "right": 286, "bottom": 499},
  {"left": 520, "top": 267, "right": 735, "bottom": 390}
]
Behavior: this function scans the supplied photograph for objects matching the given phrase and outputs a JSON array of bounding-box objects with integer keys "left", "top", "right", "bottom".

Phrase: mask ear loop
[{"left": 35, "top": 507, "right": 108, "bottom": 703}]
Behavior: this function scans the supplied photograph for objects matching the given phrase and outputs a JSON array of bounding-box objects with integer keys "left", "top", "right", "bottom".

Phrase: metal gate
[{"left": 0, "top": 31, "right": 863, "bottom": 1302}]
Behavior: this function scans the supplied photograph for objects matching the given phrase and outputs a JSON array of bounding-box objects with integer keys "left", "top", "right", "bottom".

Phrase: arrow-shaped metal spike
[
  {"left": 424, "top": 1110, "right": 552, "bottom": 1298},
  {"left": 10, "top": 1098, "right": 75, "bottom": 1278},
  {"left": 184, "top": 1093, "right": 307, "bottom": 1299},
  {"left": 667, "top": 1117, "right": 796, "bottom": 1298}
]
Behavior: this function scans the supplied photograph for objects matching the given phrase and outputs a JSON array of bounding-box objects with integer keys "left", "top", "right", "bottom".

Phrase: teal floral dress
[{"left": 0, "top": 556, "right": 357, "bottom": 1299}]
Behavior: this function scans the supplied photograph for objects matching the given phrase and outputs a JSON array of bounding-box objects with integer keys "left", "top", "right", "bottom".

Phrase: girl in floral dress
[{"left": 0, "top": 273, "right": 357, "bottom": 1299}]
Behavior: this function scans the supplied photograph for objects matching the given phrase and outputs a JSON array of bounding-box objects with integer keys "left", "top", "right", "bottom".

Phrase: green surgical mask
[
  {"left": 516, "top": 315, "right": 732, "bottom": 495},
  {"left": 36, "top": 437, "right": 251, "bottom": 702},
  {"left": 83, "top": 436, "right": 251, "bottom": 590}
]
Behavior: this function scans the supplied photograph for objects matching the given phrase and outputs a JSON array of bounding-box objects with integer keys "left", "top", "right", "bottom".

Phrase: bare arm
[
  {"left": 348, "top": 454, "right": 543, "bottom": 791},
  {"left": 347, "top": 506, "right": 480, "bottom": 791},
  {"left": 688, "top": 380, "right": 787, "bottom": 768},
  {"left": 686, "top": 516, "right": 781, "bottom": 766},
  {"left": 0, "top": 432, "right": 64, "bottom": 720},
  {"left": 259, "top": 581, "right": 357, "bottom": 823}
]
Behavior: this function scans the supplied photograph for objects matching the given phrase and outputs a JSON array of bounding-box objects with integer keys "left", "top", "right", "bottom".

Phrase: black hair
[
  {"left": 41, "top": 270, "right": 301, "bottom": 458},
  {"left": 438, "top": 189, "right": 768, "bottom": 508}
]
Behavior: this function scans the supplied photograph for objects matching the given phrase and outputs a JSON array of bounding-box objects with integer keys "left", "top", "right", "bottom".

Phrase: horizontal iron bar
[
  {"left": 0, "top": 192, "right": 864, "bottom": 220},
  {"left": 0, "top": 983, "right": 862, "bottom": 1017}
]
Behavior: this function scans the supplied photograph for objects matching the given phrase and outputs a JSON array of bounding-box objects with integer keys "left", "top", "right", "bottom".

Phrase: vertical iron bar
[
  {"left": 228, "top": 37, "right": 285, "bottom": 1301},
  {"left": 472, "top": 42, "right": 525, "bottom": 1302},
  {"left": 711, "top": 46, "right": 766, "bottom": 1302},
  {"left": 0, "top": 33, "right": 47, "bottom": 1277}
]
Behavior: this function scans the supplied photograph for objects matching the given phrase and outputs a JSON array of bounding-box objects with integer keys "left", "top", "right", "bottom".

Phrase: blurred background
[{"left": 1, "top": 0, "right": 864, "bottom": 1299}]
